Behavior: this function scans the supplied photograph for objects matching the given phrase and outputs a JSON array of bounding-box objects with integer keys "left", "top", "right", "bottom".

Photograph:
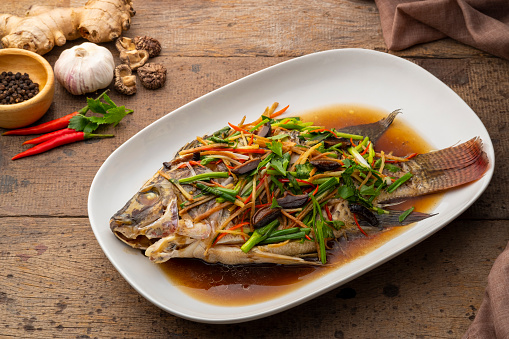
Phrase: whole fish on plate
[{"left": 110, "top": 104, "right": 489, "bottom": 265}]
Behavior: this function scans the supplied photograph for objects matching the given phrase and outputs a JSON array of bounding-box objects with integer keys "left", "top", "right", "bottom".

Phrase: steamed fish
[{"left": 110, "top": 104, "right": 489, "bottom": 265}]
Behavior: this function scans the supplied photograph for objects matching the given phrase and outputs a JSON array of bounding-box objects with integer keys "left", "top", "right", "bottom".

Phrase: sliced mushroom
[
  {"left": 310, "top": 159, "right": 342, "bottom": 171},
  {"left": 276, "top": 192, "right": 309, "bottom": 209},
  {"left": 119, "top": 49, "right": 149, "bottom": 70},
  {"left": 323, "top": 137, "right": 351, "bottom": 149},
  {"left": 257, "top": 122, "right": 271, "bottom": 138},
  {"left": 137, "top": 63, "right": 167, "bottom": 90},
  {"left": 133, "top": 36, "right": 162, "bottom": 58},
  {"left": 114, "top": 64, "right": 137, "bottom": 95},
  {"left": 231, "top": 158, "right": 261, "bottom": 175},
  {"left": 251, "top": 206, "right": 281, "bottom": 229}
]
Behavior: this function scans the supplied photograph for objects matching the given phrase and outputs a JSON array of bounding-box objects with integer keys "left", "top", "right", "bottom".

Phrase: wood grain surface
[{"left": 1, "top": 0, "right": 508, "bottom": 338}]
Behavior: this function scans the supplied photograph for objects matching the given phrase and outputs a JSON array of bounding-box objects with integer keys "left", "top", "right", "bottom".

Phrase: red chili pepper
[
  {"left": 3, "top": 91, "right": 107, "bottom": 136},
  {"left": 12, "top": 132, "right": 114, "bottom": 160},
  {"left": 22, "top": 128, "right": 76, "bottom": 145},
  {"left": 3, "top": 112, "right": 79, "bottom": 136}
]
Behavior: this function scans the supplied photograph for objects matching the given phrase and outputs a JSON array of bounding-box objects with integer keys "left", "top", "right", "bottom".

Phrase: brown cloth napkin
[
  {"left": 374, "top": 0, "right": 509, "bottom": 60},
  {"left": 462, "top": 242, "right": 509, "bottom": 338}
]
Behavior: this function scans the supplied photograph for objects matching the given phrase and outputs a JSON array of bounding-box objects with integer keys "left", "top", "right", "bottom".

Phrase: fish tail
[
  {"left": 411, "top": 137, "right": 489, "bottom": 192},
  {"left": 376, "top": 137, "right": 489, "bottom": 203}
]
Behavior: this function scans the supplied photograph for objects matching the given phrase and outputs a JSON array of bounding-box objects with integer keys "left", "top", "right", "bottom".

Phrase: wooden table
[{"left": 1, "top": 0, "right": 508, "bottom": 337}]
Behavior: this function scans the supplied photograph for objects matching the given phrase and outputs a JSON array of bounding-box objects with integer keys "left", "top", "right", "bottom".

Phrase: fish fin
[
  {"left": 336, "top": 109, "right": 401, "bottom": 142},
  {"left": 370, "top": 210, "right": 436, "bottom": 227}
]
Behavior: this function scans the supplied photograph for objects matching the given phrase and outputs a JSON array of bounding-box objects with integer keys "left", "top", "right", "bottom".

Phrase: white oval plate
[{"left": 88, "top": 49, "right": 494, "bottom": 324}]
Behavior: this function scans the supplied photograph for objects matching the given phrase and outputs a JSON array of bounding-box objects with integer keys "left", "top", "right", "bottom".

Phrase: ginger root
[{"left": 0, "top": 0, "right": 135, "bottom": 55}]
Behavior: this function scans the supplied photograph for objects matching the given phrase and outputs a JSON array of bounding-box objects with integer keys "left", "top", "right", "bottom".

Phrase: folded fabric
[
  {"left": 462, "top": 241, "right": 509, "bottom": 338},
  {"left": 375, "top": 0, "right": 509, "bottom": 60}
]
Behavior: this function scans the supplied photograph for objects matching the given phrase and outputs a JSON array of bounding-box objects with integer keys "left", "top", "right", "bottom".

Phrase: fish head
[{"left": 110, "top": 173, "right": 179, "bottom": 249}]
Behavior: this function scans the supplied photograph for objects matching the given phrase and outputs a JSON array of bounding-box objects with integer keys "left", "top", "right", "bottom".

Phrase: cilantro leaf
[
  {"left": 360, "top": 184, "right": 376, "bottom": 196},
  {"left": 267, "top": 140, "right": 283, "bottom": 157},
  {"left": 88, "top": 106, "right": 133, "bottom": 127},
  {"left": 68, "top": 114, "right": 99, "bottom": 133},
  {"left": 337, "top": 185, "right": 355, "bottom": 199}
]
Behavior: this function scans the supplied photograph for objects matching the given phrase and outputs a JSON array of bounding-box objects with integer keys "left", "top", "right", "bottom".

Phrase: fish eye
[{"left": 137, "top": 188, "right": 160, "bottom": 206}]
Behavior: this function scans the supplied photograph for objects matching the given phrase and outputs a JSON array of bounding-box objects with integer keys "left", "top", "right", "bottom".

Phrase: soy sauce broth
[{"left": 160, "top": 105, "right": 443, "bottom": 306}]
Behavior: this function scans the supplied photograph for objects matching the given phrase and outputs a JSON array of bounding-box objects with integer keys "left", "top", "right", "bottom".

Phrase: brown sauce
[{"left": 160, "top": 105, "right": 443, "bottom": 306}]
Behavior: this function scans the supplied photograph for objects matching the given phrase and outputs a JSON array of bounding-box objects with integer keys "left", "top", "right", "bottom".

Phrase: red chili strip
[
  {"left": 352, "top": 214, "right": 368, "bottom": 237},
  {"left": 311, "top": 185, "right": 319, "bottom": 196},
  {"left": 270, "top": 105, "right": 290, "bottom": 119},
  {"left": 22, "top": 128, "right": 76, "bottom": 145},
  {"left": 12, "top": 132, "right": 113, "bottom": 160},
  {"left": 360, "top": 142, "right": 371, "bottom": 156},
  {"left": 243, "top": 174, "right": 267, "bottom": 204},
  {"left": 255, "top": 203, "right": 271, "bottom": 208},
  {"left": 213, "top": 222, "right": 250, "bottom": 246},
  {"left": 308, "top": 128, "right": 338, "bottom": 138},
  {"left": 325, "top": 205, "right": 332, "bottom": 221},
  {"left": 228, "top": 122, "right": 251, "bottom": 134},
  {"left": 205, "top": 148, "right": 266, "bottom": 154},
  {"left": 296, "top": 179, "right": 315, "bottom": 186},
  {"left": 189, "top": 160, "right": 206, "bottom": 168}
]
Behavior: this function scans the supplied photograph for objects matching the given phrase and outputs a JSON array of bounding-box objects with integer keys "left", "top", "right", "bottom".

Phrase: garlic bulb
[{"left": 54, "top": 42, "right": 115, "bottom": 95}]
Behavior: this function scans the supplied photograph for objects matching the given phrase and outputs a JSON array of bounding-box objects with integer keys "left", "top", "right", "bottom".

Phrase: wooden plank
[
  {"left": 1, "top": 57, "right": 507, "bottom": 218},
  {"left": 0, "top": 217, "right": 506, "bottom": 337},
  {"left": 1, "top": 0, "right": 490, "bottom": 59}
]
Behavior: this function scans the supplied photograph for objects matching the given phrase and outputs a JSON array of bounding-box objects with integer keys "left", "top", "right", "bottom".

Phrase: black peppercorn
[{"left": 0, "top": 71, "right": 39, "bottom": 105}]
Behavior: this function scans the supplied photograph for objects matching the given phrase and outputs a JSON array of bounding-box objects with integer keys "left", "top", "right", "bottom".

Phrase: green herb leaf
[
  {"left": 399, "top": 206, "right": 415, "bottom": 222},
  {"left": 384, "top": 163, "right": 402, "bottom": 173},
  {"left": 337, "top": 185, "right": 355, "bottom": 199},
  {"left": 267, "top": 140, "right": 283, "bottom": 157},
  {"left": 271, "top": 197, "right": 281, "bottom": 209},
  {"left": 360, "top": 184, "right": 376, "bottom": 196}
]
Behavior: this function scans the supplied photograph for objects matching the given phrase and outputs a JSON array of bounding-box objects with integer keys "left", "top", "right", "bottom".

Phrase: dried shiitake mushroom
[
  {"left": 133, "top": 36, "right": 162, "bottom": 58},
  {"left": 114, "top": 64, "right": 137, "bottom": 95},
  {"left": 116, "top": 36, "right": 149, "bottom": 70},
  {"left": 115, "top": 37, "right": 137, "bottom": 52},
  {"left": 137, "top": 63, "right": 167, "bottom": 89}
]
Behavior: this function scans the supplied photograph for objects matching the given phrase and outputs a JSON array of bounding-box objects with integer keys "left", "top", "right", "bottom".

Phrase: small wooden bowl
[{"left": 0, "top": 48, "right": 55, "bottom": 129}]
